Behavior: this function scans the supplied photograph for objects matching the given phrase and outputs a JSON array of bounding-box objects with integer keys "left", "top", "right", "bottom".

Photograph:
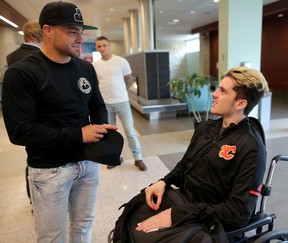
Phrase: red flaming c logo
[{"left": 219, "top": 145, "right": 236, "bottom": 160}]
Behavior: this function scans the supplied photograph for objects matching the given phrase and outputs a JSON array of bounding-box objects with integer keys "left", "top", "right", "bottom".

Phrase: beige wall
[
  {"left": 111, "top": 40, "right": 125, "bottom": 57},
  {"left": 0, "top": 27, "right": 18, "bottom": 81},
  {"left": 156, "top": 40, "right": 187, "bottom": 80},
  {"left": 199, "top": 33, "right": 210, "bottom": 76}
]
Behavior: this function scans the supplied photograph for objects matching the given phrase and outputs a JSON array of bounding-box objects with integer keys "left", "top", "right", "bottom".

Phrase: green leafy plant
[{"left": 168, "top": 73, "right": 217, "bottom": 122}]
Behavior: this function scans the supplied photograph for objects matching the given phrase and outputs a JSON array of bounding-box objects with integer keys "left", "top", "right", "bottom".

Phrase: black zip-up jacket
[
  {"left": 162, "top": 118, "right": 266, "bottom": 229},
  {"left": 2, "top": 52, "right": 108, "bottom": 168}
]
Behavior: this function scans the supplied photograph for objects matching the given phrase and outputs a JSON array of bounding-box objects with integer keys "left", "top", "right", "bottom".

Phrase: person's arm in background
[{"left": 124, "top": 73, "right": 134, "bottom": 89}]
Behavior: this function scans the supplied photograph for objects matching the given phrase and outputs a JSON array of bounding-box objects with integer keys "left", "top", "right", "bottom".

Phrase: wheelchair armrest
[{"left": 226, "top": 213, "right": 276, "bottom": 239}]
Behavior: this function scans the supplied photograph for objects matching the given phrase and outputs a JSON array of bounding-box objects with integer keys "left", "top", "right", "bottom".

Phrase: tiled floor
[{"left": 0, "top": 98, "right": 288, "bottom": 243}]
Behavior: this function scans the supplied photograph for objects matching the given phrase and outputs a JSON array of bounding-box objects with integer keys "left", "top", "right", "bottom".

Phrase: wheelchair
[
  {"left": 109, "top": 117, "right": 288, "bottom": 243},
  {"left": 225, "top": 117, "right": 288, "bottom": 242},
  {"left": 226, "top": 154, "right": 288, "bottom": 242}
]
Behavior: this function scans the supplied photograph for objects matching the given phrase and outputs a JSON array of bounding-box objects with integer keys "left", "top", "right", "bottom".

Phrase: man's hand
[
  {"left": 135, "top": 208, "right": 172, "bottom": 232},
  {"left": 81, "top": 124, "right": 117, "bottom": 143},
  {"left": 145, "top": 180, "right": 166, "bottom": 211}
]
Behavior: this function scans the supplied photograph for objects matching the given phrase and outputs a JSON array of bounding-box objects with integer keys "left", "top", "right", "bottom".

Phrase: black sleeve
[
  {"left": 162, "top": 152, "right": 190, "bottom": 187},
  {"left": 2, "top": 68, "right": 82, "bottom": 149},
  {"left": 161, "top": 125, "right": 203, "bottom": 187}
]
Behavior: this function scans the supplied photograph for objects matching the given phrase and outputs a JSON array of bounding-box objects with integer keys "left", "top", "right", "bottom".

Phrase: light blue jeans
[
  {"left": 28, "top": 160, "right": 99, "bottom": 243},
  {"left": 106, "top": 101, "right": 142, "bottom": 161}
]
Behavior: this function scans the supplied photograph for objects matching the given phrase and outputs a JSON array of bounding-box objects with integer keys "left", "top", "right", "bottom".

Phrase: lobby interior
[
  {"left": 0, "top": 0, "right": 288, "bottom": 242},
  {"left": 0, "top": 96, "right": 288, "bottom": 242}
]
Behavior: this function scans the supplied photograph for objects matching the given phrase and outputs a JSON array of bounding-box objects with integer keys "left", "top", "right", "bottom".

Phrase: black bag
[{"left": 109, "top": 187, "right": 228, "bottom": 243}]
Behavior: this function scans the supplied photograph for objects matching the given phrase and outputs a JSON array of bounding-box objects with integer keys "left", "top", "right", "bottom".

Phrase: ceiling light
[
  {"left": 18, "top": 31, "right": 24, "bottom": 35},
  {"left": 214, "top": 0, "right": 219, "bottom": 2},
  {"left": 159, "top": 10, "right": 164, "bottom": 14},
  {"left": 278, "top": 13, "right": 284, "bottom": 18},
  {"left": 110, "top": 8, "right": 114, "bottom": 12},
  {"left": 173, "top": 19, "right": 179, "bottom": 23},
  {"left": 190, "top": 11, "right": 195, "bottom": 14},
  {"left": 105, "top": 17, "right": 110, "bottom": 21},
  {"left": 0, "top": 15, "right": 18, "bottom": 28}
]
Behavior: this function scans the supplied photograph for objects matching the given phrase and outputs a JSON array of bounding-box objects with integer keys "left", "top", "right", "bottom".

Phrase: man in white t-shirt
[{"left": 93, "top": 36, "right": 147, "bottom": 171}]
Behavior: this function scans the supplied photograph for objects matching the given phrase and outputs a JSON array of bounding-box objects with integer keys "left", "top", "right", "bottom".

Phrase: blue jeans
[
  {"left": 28, "top": 160, "right": 100, "bottom": 243},
  {"left": 106, "top": 101, "right": 142, "bottom": 161}
]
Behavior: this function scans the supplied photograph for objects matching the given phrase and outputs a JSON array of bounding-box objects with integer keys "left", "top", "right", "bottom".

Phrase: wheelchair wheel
[{"left": 253, "top": 230, "right": 288, "bottom": 242}]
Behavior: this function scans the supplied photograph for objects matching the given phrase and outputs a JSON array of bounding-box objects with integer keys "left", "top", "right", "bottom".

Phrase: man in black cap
[{"left": 2, "top": 1, "right": 119, "bottom": 242}]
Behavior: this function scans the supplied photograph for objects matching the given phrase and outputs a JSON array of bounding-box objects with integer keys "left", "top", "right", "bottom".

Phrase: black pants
[{"left": 126, "top": 189, "right": 227, "bottom": 243}]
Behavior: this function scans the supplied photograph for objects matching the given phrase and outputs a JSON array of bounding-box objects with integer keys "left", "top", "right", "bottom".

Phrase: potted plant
[{"left": 168, "top": 73, "right": 217, "bottom": 123}]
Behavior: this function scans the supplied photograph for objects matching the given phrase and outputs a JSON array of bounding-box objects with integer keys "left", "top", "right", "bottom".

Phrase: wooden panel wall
[{"left": 261, "top": 9, "right": 288, "bottom": 94}]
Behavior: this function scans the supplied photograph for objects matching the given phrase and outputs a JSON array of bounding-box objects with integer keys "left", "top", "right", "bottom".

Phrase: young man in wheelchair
[{"left": 135, "top": 67, "right": 270, "bottom": 236}]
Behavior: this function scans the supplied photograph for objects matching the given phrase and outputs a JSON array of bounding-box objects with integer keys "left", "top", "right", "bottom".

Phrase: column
[
  {"left": 129, "top": 9, "right": 140, "bottom": 53},
  {"left": 218, "top": 0, "right": 262, "bottom": 75},
  {"left": 218, "top": 0, "right": 266, "bottom": 125},
  {"left": 122, "top": 17, "right": 132, "bottom": 55},
  {"left": 138, "top": 0, "right": 154, "bottom": 50}
]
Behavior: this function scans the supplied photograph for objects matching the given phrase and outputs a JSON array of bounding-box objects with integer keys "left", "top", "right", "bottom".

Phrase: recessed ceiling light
[
  {"left": 173, "top": 19, "right": 179, "bottom": 23},
  {"left": 167, "top": 22, "right": 177, "bottom": 25},
  {"left": 0, "top": 15, "right": 18, "bottom": 28},
  {"left": 110, "top": 8, "right": 114, "bottom": 12},
  {"left": 190, "top": 11, "right": 195, "bottom": 14},
  {"left": 278, "top": 13, "right": 284, "bottom": 18},
  {"left": 18, "top": 31, "right": 24, "bottom": 35},
  {"left": 159, "top": 10, "right": 164, "bottom": 14},
  {"left": 105, "top": 17, "right": 110, "bottom": 21}
]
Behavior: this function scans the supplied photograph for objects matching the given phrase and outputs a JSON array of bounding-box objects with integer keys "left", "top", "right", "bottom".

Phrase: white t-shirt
[{"left": 93, "top": 55, "right": 131, "bottom": 104}]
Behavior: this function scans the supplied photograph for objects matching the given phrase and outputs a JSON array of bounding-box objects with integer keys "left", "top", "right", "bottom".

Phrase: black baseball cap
[
  {"left": 39, "top": 1, "right": 98, "bottom": 30},
  {"left": 80, "top": 129, "right": 124, "bottom": 166}
]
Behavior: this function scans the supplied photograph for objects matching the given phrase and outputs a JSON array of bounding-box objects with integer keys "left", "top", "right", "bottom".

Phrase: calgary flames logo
[{"left": 219, "top": 145, "right": 236, "bottom": 160}]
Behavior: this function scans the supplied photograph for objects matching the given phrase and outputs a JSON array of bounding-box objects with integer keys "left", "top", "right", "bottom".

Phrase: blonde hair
[
  {"left": 22, "top": 20, "right": 42, "bottom": 43},
  {"left": 224, "top": 67, "right": 270, "bottom": 115}
]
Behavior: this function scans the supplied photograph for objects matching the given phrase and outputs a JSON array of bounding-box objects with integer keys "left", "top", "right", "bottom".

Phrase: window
[{"left": 186, "top": 34, "right": 200, "bottom": 53}]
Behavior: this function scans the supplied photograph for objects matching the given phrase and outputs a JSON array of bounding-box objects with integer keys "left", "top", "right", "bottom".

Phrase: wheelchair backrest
[
  {"left": 248, "top": 116, "right": 266, "bottom": 145},
  {"left": 247, "top": 117, "right": 267, "bottom": 214}
]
